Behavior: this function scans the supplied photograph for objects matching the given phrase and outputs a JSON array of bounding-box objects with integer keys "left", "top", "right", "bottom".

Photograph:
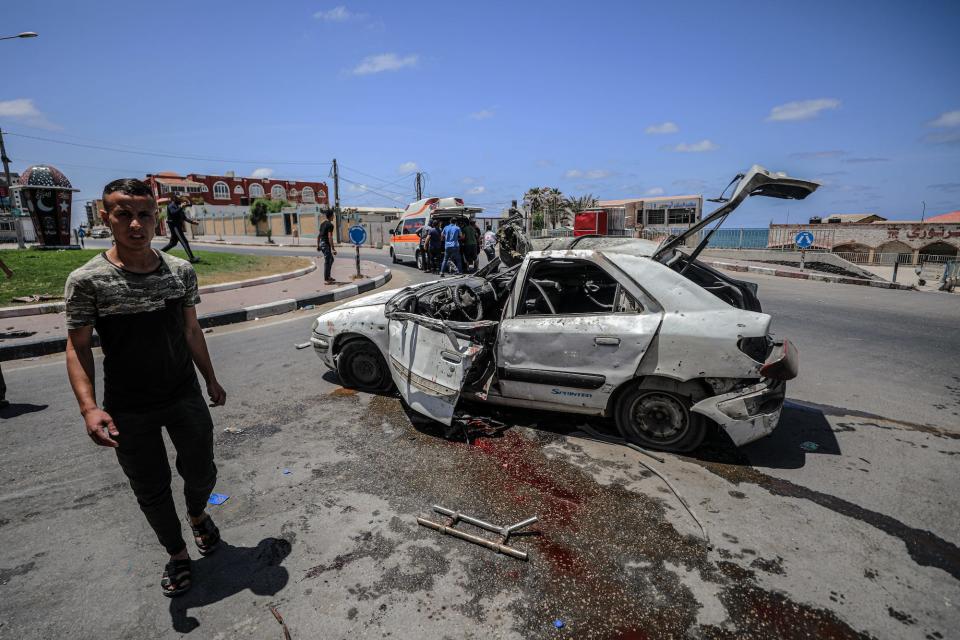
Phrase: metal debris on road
[
  {"left": 223, "top": 426, "right": 244, "bottom": 434},
  {"left": 295, "top": 342, "right": 311, "bottom": 349},
  {"left": 417, "top": 504, "right": 538, "bottom": 561},
  {"left": 800, "top": 441, "right": 820, "bottom": 452},
  {"left": 269, "top": 605, "right": 292, "bottom": 640},
  {"left": 208, "top": 493, "right": 229, "bottom": 505},
  {"left": 302, "top": 304, "right": 315, "bottom": 310},
  {"left": 282, "top": 468, "right": 292, "bottom": 475}
]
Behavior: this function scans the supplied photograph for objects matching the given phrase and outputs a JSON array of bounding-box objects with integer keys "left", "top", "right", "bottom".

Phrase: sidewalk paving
[{"left": 0, "top": 257, "right": 390, "bottom": 361}]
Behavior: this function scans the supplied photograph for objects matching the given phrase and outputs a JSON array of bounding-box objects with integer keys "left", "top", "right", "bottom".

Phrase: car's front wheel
[
  {"left": 390, "top": 248, "right": 400, "bottom": 264},
  {"left": 614, "top": 386, "right": 706, "bottom": 452},
  {"left": 337, "top": 340, "right": 393, "bottom": 392},
  {"left": 416, "top": 251, "right": 426, "bottom": 271}
]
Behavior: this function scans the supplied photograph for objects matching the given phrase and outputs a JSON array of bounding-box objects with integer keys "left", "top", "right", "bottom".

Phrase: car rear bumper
[{"left": 691, "top": 379, "right": 787, "bottom": 447}]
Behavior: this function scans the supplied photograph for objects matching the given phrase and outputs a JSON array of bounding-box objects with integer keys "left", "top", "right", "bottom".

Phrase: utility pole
[
  {"left": 0, "top": 128, "right": 25, "bottom": 249},
  {"left": 415, "top": 172, "right": 423, "bottom": 200},
  {"left": 331, "top": 158, "right": 341, "bottom": 241}
]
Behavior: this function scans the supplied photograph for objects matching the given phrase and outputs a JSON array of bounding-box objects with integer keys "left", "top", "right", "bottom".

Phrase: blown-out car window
[{"left": 518, "top": 259, "right": 639, "bottom": 316}]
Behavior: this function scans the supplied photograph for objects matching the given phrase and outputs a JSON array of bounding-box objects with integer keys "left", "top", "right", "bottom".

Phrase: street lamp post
[{"left": 1, "top": 31, "right": 38, "bottom": 248}]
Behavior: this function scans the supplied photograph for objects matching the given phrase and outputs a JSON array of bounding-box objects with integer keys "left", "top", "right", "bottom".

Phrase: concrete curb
[
  {"left": 0, "top": 261, "right": 317, "bottom": 319},
  {"left": 0, "top": 269, "right": 392, "bottom": 362},
  {"left": 704, "top": 260, "right": 915, "bottom": 291}
]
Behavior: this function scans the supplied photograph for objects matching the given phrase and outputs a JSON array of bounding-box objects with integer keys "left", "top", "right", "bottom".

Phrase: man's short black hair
[
  {"left": 103, "top": 178, "right": 154, "bottom": 202},
  {"left": 324, "top": 209, "right": 334, "bottom": 219}
]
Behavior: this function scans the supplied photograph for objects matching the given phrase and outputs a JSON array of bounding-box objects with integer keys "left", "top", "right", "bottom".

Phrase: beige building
[{"left": 598, "top": 195, "right": 703, "bottom": 231}]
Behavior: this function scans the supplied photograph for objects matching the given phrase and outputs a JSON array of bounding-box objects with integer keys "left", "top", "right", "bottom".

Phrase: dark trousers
[
  {"left": 112, "top": 392, "right": 216, "bottom": 555},
  {"left": 161, "top": 225, "right": 196, "bottom": 261},
  {"left": 319, "top": 243, "right": 334, "bottom": 280},
  {"left": 463, "top": 245, "right": 478, "bottom": 272},
  {"left": 429, "top": 247, "right": 443, "bottom": 272},
  {"left": 440, "top": 246, "right": 463, "bottom": 275}
]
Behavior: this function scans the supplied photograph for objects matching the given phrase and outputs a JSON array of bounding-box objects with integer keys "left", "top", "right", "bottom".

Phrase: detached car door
[
  {"left": 496, "top": 256, "right": 663, "bottom": 411},
  {"left": 385, "top": 311, "right": 482, "bottom": 425}
]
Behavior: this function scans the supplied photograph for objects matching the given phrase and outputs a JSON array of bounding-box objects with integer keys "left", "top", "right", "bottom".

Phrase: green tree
[{"left": 563, "top": 194, "right": 598, "bottom": 224}]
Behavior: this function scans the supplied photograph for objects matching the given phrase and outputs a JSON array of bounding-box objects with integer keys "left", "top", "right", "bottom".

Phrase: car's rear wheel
[
  {"left": 337, "top": 340, "right": 393, "bottom": 392},
  {"left": 614, "top": 386, "right": 706, "bottom": 452},
  {"left": 416, "top": 251, "right": 426, "bottom": 271}
]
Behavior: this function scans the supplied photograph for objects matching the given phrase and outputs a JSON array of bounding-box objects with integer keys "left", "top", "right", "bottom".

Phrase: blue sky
[{"left": 2, "top": 0, "right": 959, "bottom": 227}]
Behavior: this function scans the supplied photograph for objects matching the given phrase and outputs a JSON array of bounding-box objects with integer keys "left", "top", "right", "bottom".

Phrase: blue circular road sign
[
  {"left": 794, "top": 231, "right": 815, "bottom": 249},
  {"left": 348, "top": 224, "right": 367, "bottom": 246}
]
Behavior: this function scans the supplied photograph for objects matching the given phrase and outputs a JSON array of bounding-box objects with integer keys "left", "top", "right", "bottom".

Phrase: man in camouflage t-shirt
[{"left": 65, "top": 178, "right": 227, "bottom": 598}]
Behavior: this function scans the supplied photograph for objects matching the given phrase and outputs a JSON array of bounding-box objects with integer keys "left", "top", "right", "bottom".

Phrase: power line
[
  {"left": 337, "top": 176, "right": 408, "bottom": 205},
  {"left": 4, "top": 131, "right": 333, "bottom": 166}
]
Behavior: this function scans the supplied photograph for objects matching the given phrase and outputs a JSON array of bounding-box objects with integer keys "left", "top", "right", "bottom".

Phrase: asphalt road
[{"left": 1, "top": 253, "right": 957, "bottom": 639}]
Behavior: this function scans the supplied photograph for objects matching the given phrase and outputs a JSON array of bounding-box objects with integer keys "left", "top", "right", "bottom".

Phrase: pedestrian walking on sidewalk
[
  {"left": 161, "top": 197, "right": 200, "bottom": 263},
  {"left": 65, "top": 179, "right": 227, "bottom": 598},
  {"left": 77, "top": 226, "right": 86, "bottom": 248},
  {"left": 317, "top": 209, "right": 337, "bottom": 284},
  {"left": 439, "top": 218, "right": 464, "bottom": 276}
]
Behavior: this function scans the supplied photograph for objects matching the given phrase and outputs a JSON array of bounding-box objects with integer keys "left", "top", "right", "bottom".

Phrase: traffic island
[{"left": 0, "top": 258, "right": 391, "bottom": 361}]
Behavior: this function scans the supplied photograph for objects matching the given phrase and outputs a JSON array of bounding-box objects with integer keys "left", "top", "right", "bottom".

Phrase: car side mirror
[{"left": 389, "top": 229, "right": 395, "bottom": 235}]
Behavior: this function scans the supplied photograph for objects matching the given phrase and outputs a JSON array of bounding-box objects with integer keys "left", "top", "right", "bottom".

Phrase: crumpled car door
[{"left": 385, "top": 311, "right": 484, "bottom": 425}]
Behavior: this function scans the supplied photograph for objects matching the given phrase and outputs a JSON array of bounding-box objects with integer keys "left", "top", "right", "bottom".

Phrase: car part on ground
[{"left": 417, "top": 505, "right": 538, "bottom": 561}]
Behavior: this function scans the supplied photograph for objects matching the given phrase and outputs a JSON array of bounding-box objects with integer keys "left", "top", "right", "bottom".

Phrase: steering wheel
[
  {"left": 583, "top": 280, "right": 614, "bottom": 310},
  {"left": 454, "top": 284, "right": 484, "bottom": 321}
]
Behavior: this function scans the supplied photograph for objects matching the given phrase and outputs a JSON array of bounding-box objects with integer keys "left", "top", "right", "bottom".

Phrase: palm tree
[
  {"left": 543, "top": 187, "right": 566, "bottom": 229},
  {"left": 562, "top": 194, "right": 598, "bottom": 227}
]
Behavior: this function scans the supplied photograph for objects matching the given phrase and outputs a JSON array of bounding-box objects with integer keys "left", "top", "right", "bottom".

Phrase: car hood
[{"left": 330, "top": 288, "right": 399, "bottom": 311}]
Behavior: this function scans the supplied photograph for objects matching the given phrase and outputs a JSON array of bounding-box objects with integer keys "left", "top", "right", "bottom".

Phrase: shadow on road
[
  {"left": 321, "top": 369, "right": 399, "bottom": 399},
  {"left": 687, "top": 402, "right": 840, "bottom": 470},
  {"left": 168, "top": 537, "right": 291, "bottom": 634},
  {"left": 0, "top": 403, "right": 48, "bottom": 419}
]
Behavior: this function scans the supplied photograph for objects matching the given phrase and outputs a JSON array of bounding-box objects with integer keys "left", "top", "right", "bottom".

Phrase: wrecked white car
[{"left": 310, "top": 165, "right": 817, "bottom": 452}]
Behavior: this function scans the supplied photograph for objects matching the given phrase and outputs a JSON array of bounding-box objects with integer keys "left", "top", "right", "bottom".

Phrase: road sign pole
[
  {"left": 801, "top": 248, "right": 806, "bottom": 271},
  {"left": 355, "top": 245, "right": 361, "bottom": 279}
]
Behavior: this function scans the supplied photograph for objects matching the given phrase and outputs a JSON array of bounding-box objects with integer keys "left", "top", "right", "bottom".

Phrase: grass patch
[{"left": 0, "top": 248, "right": 311, "bottom": 305}]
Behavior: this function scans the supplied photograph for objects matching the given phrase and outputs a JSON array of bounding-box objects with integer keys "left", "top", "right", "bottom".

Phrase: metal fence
[{"left": 833, "top": 252, "right": 957, "bottom": 266}]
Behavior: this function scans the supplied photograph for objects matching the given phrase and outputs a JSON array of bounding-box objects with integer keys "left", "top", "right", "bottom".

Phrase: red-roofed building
[
  {"left": 143, "top": 171, "right": 329, "bottom": 208},
  {"left": 925, "top": 210, "right": 960, "bottom": 224}
]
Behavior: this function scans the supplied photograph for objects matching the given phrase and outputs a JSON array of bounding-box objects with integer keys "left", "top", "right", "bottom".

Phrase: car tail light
[{"left": 759, "top": 339, "right": 798, "bottom": 381}]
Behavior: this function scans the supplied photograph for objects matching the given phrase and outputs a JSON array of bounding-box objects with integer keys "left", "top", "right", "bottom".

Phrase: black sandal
[
  {"left": 161, "top": 558, "right": 192, "bottom": 597},
  {"left": 191, "top": 514, "right": 221, "bottom": 556}
]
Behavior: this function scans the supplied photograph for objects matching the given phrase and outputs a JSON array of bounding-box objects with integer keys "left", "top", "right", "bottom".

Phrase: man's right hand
[{"left": 83, "top": 408, "right": 119, "bottom": 447}]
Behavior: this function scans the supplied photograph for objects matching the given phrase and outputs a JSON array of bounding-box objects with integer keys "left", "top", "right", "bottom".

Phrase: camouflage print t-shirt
[{"left": 65, "top": 251, "right": 201, "bottom": 413}]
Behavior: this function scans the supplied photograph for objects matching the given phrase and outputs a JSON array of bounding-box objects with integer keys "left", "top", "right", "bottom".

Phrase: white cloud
[
  {"left": 251, "top": 168, "right": 274, "bottom": 179},
  {"left": 766, "top": 98, "right": 841, "bottom": 122},
  {"left": 314, "top": 6, "right": 365, "bottom": 21},
  {"left": 467, "top": 186, "right": 486, "bottom": 195},
  {"left": 469, "top": 109, "right": 495, "bottom": 120},
  {"left": 352, "top": 53, "right": 418, "bottom": 75},
  {"left": 670, "top": 139, "right": 718, "bottom": 153},
  {"left": 645, "top": 187, "right": 665, "bottom": 196},
  {"left": 397, "top": 161, "right": 418, "bottom": 174},
  {"left": 565, "top": 169, "right": 612, "bottom": 179},
  {"left": 645, "top": 121, "right": 678, "bottom": 135},
  {"left": 461, "top": 177, "right": 477, "bottom": 185},
  {"left": 0, "top": 98, "right": 60, "bottom": 130},
  {"left": 928, "top": 110, "right": 960, "bottom": 128}
]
